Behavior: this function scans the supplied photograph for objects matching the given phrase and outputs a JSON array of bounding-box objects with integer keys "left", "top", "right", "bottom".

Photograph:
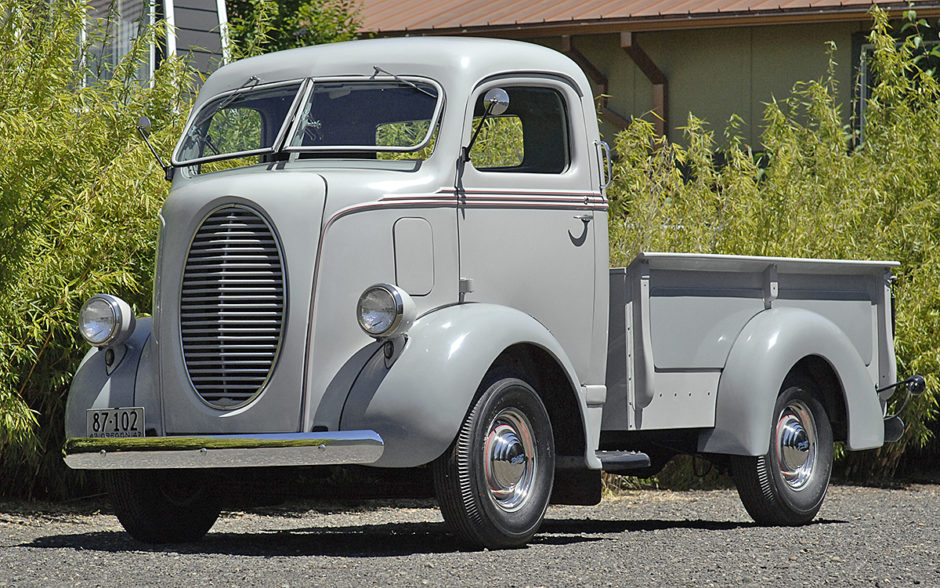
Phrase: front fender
[
  {"left": 698, "top": 307, "right": 883, "bottom": 456},
  {"left": 65, "top": 318, "right": 159, "bottom": 438},
  {"left": 339, "top": 303, "right": 592, "bottom": 468}
]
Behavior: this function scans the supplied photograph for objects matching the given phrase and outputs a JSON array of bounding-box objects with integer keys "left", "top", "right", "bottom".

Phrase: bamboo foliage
[
  {"left": 1, "top": 1, "right": 938, "bottom": 496},
  {"left": 608, "top": 8, "right": 939, "bottom": 480},
  {"left": 0, "top": 0, "right": 194, "bottom": 497}
]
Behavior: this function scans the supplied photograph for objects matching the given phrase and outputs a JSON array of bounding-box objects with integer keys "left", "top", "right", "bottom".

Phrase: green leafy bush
[
  {"left": 226, "top": 0, "right": 361, "bottom": 55},
  {"left": 1, "top": 0, "right": 936, "bottom": 500},
  {"left": 608, "top": 7, "right": 939, "bottom": 481},
  {"left": 0, "top": 0, "right": 194, "bottom": 497},
  {"left": 0, "top": 0, "right": 364, "bottom": 499}
]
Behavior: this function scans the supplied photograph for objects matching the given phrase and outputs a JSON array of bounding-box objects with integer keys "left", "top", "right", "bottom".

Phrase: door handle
[{"left": 574, "top": 213, "right": 593, "bottom": 222}]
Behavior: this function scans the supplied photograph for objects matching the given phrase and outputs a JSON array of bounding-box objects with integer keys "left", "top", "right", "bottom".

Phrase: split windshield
[{"left": 173, "top": 77, "right": 442, "bottom": 167}]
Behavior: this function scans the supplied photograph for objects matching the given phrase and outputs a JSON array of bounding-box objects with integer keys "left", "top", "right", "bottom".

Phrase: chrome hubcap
[
  {"left": 775, "top": 400, "right": 817, "bottom": 491},
  {"left": 483, "top": 408, "right": 537, "bottom": 512}
]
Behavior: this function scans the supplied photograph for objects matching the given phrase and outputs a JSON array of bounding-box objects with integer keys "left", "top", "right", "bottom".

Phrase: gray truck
[{"left": 63, "top": 37, "right": 923, "bottom": 549}]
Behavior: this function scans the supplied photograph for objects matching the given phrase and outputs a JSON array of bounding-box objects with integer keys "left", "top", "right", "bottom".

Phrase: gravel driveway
[{"left": 0, "top": 484, "right": 936, "bottom": 587}]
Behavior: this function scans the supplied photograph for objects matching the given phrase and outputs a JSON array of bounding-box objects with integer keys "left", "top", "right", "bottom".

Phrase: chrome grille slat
[
  {"left": 181, "top": 321, "right": 279, "bottom": 327},
  {"left": 180, "top": 206, "right": 285, "bottom": 409},
  {"left": 179, "top": 303, "right": 282, "bottom": 311},
  {"left": 178, "top": 343, "right": 277, "bottom": 346},
  {"left": 180, "top": 292, "right": 284, "bottom": 299},
  {"left": 182, "top": 327, "right": 282, "bottom": 333},
  {"left": 184, "top": 261, "right": 280, "bottom": 268}
]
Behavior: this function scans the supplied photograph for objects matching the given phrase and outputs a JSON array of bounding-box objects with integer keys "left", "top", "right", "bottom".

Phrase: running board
[{"left": 596, "top": 450, "right": 651, "bottom": 473}]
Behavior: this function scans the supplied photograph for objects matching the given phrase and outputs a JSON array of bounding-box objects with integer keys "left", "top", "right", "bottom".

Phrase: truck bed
[{"left": 603, "top": 252, "right": 897, "bottom": 432}]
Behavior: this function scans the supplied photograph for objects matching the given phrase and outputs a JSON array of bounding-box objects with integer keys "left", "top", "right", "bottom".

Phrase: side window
[
  {"left": 469, "top": 86, "right": 569, "bottom": 174},
  {"left": 468, "top": 116, "right": 523, "bottom": 167}
]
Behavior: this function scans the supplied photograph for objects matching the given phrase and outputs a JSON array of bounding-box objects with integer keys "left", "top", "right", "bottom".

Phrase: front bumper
[{"left": 63, "top": 431, "right": 383, "bottom": 470}]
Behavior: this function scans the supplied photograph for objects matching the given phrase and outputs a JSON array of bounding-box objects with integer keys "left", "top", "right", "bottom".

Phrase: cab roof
[{"left": 195, "top": 36, "right": 590, "bottom": 110}]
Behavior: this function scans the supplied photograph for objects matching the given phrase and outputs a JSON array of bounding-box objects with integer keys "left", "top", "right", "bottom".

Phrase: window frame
[
  {"left": 463, "top": 81, "right": 574, "bottom": 176},
  {"left": 171, "top": 78, "right": 309, "bottom": 167},
  {"left": 282, "top": 76, "right": 445, "bottom": 155},
  {"left": 853, "top": 35, "right": 940, "bottom": 143},
  {"left": 83, "top": 0, "right": 156, "bottom": 86}
]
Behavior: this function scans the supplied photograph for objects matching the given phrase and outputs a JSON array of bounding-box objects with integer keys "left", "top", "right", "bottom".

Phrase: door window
[{"left": 468, "top": 86, "right": 569, "bottom": 174}]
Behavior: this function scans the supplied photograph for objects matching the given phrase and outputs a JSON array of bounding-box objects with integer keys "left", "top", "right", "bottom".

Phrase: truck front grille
[{"left": 180, "top": 205, "right": 285, "bottom": 409}]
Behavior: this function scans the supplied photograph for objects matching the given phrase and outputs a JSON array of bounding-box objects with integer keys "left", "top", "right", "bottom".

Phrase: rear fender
[
  {"left": 339, "top": 303, "right": 597, "bottom": 468},
  {"left": 698, "top": 307, "right": 882, "bottom": 456}
]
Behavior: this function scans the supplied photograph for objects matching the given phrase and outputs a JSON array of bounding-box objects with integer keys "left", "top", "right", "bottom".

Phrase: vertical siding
[
  {"left": 748, "top": 22, "right": 860, "bottom": 147},
  {"left": 533, "top": 21, "right": 870, "bottom": 148},
  {"left": 85, "top": 0, "right": 226, "bottom": 84}
]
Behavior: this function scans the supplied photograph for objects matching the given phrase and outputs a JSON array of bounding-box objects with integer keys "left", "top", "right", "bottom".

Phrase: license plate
[{"left": 86, "top": 407, "right": 145, "bottom": 438}]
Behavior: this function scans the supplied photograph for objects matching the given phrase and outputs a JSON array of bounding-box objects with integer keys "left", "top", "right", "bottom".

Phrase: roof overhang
[{"left": 362, "top": 2, "right": 940, "bottom": 39}]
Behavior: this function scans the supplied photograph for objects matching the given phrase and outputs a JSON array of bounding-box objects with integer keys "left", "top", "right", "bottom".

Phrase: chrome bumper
[{"left": 63, "top": 431, "right": 384, "bottom": 470}]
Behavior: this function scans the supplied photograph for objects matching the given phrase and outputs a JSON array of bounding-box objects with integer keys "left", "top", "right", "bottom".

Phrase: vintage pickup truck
[{"left": 64, "top": 37, "right": 923, "bottom": 549}]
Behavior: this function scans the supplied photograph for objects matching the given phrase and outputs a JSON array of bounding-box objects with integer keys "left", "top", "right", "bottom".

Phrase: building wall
[
  {"left": 538, "top": 22, "right": 870, "bottom": 148},
  {"left": 171, "top": 0, "right": 227, "bottom": 75},
  {"left": 85, "top": 0, "right": 226, "bottom": 85}
]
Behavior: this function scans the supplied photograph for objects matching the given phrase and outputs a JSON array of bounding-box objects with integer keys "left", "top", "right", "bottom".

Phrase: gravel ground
[{"left": 0, "top": 484, "right": 937, "bottom": 587}]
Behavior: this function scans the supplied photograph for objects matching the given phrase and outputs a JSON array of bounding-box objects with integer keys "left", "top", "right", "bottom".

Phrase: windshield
[
  {"left": 173, "top": 77, "right": 442, "bottom": 169},
  {"left": 287, "top": 79, "right": 440, "bottom": 152},
  {"left": 174, "top": 81, "right": 304, "bottom": 166}
]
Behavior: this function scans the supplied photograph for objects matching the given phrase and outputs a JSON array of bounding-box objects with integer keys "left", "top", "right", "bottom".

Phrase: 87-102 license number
[{"left": 86, "top": 407, "right": 144, "bottom": 438}]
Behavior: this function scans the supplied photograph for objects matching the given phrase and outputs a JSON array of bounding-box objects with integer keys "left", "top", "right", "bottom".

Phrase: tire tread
[
  {"left": 731, "top": 385, "right": 833, "bottom": 526},
  {"left": 107, "top": 470, "right": 221, "bottom": 544},
  {"left": 432, "top": 373, "right": 554, "bottom": 549}
]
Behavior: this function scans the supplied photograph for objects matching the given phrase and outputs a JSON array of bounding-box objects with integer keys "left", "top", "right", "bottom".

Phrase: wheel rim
[
  {"left": 774, "top": 400, "right": 818, "bottom": 491},
  {"left": 483, "top": 407, "right": 537, "bottom": 512}
]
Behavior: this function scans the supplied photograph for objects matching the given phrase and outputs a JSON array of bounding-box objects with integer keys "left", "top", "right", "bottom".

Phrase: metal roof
[{"left": 359, "top": 0, "right": 940, "bottom": 36}]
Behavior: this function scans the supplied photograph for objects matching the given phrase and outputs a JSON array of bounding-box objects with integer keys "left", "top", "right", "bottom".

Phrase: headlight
[
  {"left": 79, "top": 294, "right": 135, "bottom": 347},
  {"left": 356, "top": 284, "right": 415, "bottom": 338}
]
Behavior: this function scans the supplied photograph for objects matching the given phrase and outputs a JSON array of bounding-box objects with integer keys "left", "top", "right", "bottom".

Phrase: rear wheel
[
  {"left": 106, "top": 469, "right": 222, "bottom": 543},
  {"left": 731, "top": 384, "right": 833, "bottom": 525},
  {"left": 433, "top": 373, "right": 554, "bottom": 549}
]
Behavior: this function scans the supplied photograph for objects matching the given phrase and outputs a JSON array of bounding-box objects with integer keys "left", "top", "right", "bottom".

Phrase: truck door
[{"left": 455, "top": 79, "right": 602, "bottom": 383}]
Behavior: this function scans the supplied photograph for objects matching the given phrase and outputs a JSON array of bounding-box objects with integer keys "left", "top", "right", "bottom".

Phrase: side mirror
[
  {"left": 137, "top": 116, "right": 152, "bottom": 137},
  {"left": 483, "top": 88, "right": 509, "bottom": 116},
  {"left": 135, "top": 115, "right": 173, "bottom": 181},
  {"left": 462, "top": 88, "right": 510, "bottom": 162},
  {"left": 907, "top": 374, "right": 926, "bottom": 396}
]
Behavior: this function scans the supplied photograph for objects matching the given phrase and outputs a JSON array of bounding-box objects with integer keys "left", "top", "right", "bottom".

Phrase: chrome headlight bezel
[
  {"left": 356, "top": 283, "right": 415, "bottom": 339},
  {"left": 79, "top": 294, "right": 136, "bottom": 347}
]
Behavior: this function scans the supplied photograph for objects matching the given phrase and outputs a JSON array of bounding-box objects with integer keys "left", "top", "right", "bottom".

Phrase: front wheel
[
  {"left": 106, "top": 469, "right": 222, "bottom": 543},
  {"left": 731, "top": 384, "right": 834, "bottom": 525},
  {"left": 432, "top": 373, "right": 554, "bottom": 549}
]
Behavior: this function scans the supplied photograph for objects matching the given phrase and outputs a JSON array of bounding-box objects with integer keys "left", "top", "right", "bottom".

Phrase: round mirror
[
  {"left": 137, "top": 116, "right": 152, "bottom": 135},
  {"left": 484, "top": 88, "right": 510, "bottom": 116}
]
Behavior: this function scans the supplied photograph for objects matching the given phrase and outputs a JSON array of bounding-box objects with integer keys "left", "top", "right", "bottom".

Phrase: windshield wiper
[
  {"left": 216, "top": 75, "right": 261, "bottom": 111},
  {"left": 371, "top": 66, "right": 437, "bottom": 99}
]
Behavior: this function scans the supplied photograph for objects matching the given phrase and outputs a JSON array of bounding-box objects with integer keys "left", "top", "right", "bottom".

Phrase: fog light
[
  {"left": 79, "top": 294, "right": 135, "bottom": 347},
  {"left": 356, "top": 284, "right": 415, "bottom": 338}
]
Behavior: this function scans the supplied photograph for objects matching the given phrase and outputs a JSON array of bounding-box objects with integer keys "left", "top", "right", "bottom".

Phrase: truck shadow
[{"left": 20, "top": 517, "right": 845, "bottom": 557}]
